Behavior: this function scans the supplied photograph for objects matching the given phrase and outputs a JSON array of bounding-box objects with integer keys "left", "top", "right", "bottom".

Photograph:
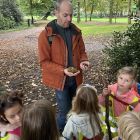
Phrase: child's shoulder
[
  {"left": 67, "top": 112, "right": 90, "bottom": 122},
  {"left": 108, "top": 83, "right": 118, "bottom": 94},
  {"left": 0, "top": 123, "right": 12, "bottom": 132},
  {"left": 8, "top": 127, "right": 21, "bottom": 136},
  {"left": 0, "top": 122, "right": 21, "bottom": 133}
]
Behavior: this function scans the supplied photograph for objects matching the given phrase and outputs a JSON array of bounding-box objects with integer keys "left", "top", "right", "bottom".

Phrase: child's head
[
  {"left": 72, "top": 84, "right": 100, "bottom": 114},
  {"left": 21, "top": 99, "right": 59, "bottom": 140},
  {"left": 117, "top": 66, "right": 137, "bottom": 90},
  {"left": 0, "top": 91, "right": 23, "bottom": 125},
  {"left": 118, "top": 111, "right": 140, "bottom": 140}
]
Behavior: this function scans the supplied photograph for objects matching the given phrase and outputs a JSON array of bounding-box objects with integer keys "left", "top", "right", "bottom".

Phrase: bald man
[{"left": 38, "top": 0, "right": 89, "bottom": 132}]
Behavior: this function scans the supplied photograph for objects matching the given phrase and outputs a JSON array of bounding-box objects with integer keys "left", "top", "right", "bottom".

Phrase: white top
[{"left": 62, "top": 112, "right": 100, "bottom": 140}]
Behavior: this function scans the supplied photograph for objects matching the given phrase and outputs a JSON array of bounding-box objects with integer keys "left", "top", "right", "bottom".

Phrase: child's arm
[
  {"left": 0, "top": 122, "right": 21, "bottom": 131},
  {"left": 62, "top": 116, "right": 74, "bottom": 140},
  {"left": 133, "top": 102, "right": 140, "bottom": 112}
]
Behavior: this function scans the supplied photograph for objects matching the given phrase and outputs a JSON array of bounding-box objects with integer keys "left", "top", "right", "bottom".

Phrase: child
[
  {"left": 99, "top": 66, "right": 140, "bottom": 138},
  {"left": 62, "top": 84, "right": 103, "bottom": 140},
  {"left": 0, "top": 90, "right": 23, "bottom": 140},
  {"left": 118, "top": 111, "right": 140, "bottom": 140},
  {"left": 21, "top": 99, "right": 59, "bottom": 140}
]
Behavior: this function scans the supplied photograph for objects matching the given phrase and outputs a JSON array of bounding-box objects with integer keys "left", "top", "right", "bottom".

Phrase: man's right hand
[{"left": 64, "top": 68, "right": 80, "bottom": 77}]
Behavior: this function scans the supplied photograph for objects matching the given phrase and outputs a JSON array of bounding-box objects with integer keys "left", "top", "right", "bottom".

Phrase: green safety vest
[
  {"left": 100, "top": 92, "right": 136, "bottom": 138},
  {"left": 1, "top": 134, "right": 9, "bottom": 140}
]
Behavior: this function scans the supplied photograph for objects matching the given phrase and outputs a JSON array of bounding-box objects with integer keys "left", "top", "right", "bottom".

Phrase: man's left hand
[{"left": 80, "top": 61, "right": 90, "bottom": 71}]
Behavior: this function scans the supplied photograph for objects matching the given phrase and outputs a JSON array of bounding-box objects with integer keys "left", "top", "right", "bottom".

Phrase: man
[{"left": 38, "top": 0, "right": 89, "bottom": 132}]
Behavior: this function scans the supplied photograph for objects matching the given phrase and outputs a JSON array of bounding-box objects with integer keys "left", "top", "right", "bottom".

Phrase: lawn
[
  {"left": 1, "top": 16, "right": 131, "bottom": 36},
  {"left": 76, "top": 23, "right": 128, "bottom": 36},
  {"left": 47, "top": 16, "right": 129, "bottom": 23},
  {"left": 47, "top": 16, "right": 130, "bottom": 36}
]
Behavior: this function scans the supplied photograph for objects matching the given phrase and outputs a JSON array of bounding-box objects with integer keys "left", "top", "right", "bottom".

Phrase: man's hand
[
  {"left": 80, "top": 61, "right": 90, "bottom": 70},
  {"left": 64, "top": 68, "right": 80, "bottom": 77}
]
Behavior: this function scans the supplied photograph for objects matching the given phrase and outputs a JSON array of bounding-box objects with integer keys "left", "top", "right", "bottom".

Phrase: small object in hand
[
  {"left": 83, "top": 63, "right": 89, "bottom": 67},
  {"left": 67, "top": 67, "right": 78, "bottom": 73}
]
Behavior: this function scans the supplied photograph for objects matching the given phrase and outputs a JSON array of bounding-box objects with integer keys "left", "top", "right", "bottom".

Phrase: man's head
[{"left": 55, "top": 0, "right": 73, "bottom": 28}]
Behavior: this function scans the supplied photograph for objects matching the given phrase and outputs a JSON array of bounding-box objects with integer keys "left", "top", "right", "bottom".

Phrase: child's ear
[{"left": 132, "top": 80, "right": 136, "bottom": 85}]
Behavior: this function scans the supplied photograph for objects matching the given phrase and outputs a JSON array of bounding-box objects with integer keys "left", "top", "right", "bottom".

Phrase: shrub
[
  {"left": 0, "top": 0, "right": 23, "bottom": 30},
  {"left": 103, "top": 22, "right": 140, "bottom": 82},
  {"left": 0, "top": 13, "right": 15, "bottom": 29}
]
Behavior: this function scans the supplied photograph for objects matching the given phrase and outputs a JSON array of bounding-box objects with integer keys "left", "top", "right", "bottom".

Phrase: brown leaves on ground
[{"left": 0, "top": 27, "right": 110, "bottom": 106}]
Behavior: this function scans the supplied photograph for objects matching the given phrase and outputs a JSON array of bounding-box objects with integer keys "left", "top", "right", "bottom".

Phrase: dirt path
[{"left": 0, "top": 26, "right": 108, "bottom": 105}]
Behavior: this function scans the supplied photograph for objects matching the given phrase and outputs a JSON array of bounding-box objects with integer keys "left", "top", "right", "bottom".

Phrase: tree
[
  {"left": 18, "top": 0, "right": 54, "bottom": 20},
  {"left": 109, "top": 0, "right": 114, "bottom": 23},
  {"left": 128, "top": 0, "right": 132, "bottom": 24},
  {"left": 89, "top": 2, "right": 94, "bottom": 21},
  {"left": 103, "top": 22, "right": 140, "bottom": 81},
  {"left": 29, "top": 0, "right": 34, "bottom": 24},
  {"left": 83, "top": 0, "right": 87, "bottom": 22},
  {"left": 77, "top": 1, "right": 81, "bottom": 23},
  {"left": 0, "top": 0, "right": 23, "bottom": 24},
  {"left": 88, "top": 0, "right": 97, "bottom": 21}
]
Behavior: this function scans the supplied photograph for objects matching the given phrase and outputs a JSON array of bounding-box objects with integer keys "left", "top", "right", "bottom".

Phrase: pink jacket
[
  {"left": 99, "top": 83, "right": 140, "bottom": 117},
  {"left": 0, "top": 123, "right": 21, "bottom": 140}
]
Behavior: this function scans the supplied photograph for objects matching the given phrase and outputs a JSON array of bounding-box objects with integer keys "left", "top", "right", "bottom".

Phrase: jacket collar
[{"left": 45, "top": 19, "right": 81, "bottom": 36}]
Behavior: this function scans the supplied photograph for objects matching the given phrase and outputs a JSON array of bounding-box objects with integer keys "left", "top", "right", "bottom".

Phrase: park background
[{"left": 0, "top": 0, "right": 140, "bottom": 105}]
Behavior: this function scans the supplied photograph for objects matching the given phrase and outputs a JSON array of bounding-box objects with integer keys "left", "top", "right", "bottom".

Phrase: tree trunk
[
  {"left": 29, "top": 0, "right": 34, "bottom": 24},
  {"left": 77, "top": 1, "right": 80, "bottom": 23},
  {"left": 84, "top": 0, "right": 87, "bottom": 22},
  {"left": 89, "top": 3, "right": 94, "bottom": 21},
  {"left": 128, "top": 0, "right": 132, "bottom": 24},
  {"left": 109, "top": 0, "right": 114, "bottom": 24},
  {"left": 137, "top": 0, "right": 140, "bottom": 10},
  {"left": 115, "top": 3, "right": 119, "bottom": 24}
]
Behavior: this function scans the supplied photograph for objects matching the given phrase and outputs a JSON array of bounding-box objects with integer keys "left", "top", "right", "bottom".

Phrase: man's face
[{"left": 55, "top": 1, "right": 73, "bottom": 28}]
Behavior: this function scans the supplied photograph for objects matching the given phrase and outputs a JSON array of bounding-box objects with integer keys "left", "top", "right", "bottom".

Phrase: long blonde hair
[
  {"left": 118, "top": 111, "right": 140, "bottom": 140},
  {"left": 72, "top": 84, "right": 102, "bottom": 135},
  {"left": 72, "top": 84, "right": 100, "bottom": 114}
]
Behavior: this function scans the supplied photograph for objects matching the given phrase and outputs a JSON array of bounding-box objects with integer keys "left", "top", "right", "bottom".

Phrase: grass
[
  {"left": 75, "top": 23, "right": 128, "bottom": 36},
  {"left": 47, "top": 16, "right": 130, "bottom": 23},
  {"left": 47, "top": 16, "right": 130, "bottom": 36},
  {"left": 83, "top": 17, "right": 129, "bottom": 23},
  {"left": 0, "top": 16, "right": 132, "bottom": 36}
]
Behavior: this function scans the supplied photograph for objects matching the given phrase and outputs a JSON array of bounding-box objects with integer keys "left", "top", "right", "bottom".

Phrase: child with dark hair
[
  {"left": 21, "top": 99, "right": 59, "bottom": 140},
  {"left": 63, "top": 84, "right": 103, "bottom": 140},
  {"left": 0, "top": 91, "right": 23, "bottom": 140}
]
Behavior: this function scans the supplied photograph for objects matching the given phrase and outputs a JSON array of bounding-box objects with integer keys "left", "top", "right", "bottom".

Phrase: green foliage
[
  {"left": 0, "top": 0, "right": 23, "bottom": 29},
  {"left": 0, "top": 13, "right": 15, "bottom": 29},
  {"left": 103, "top": 22, "right": 140, "bottom": 81},
  {"left": 19, "top": 0, "right": 54, "bottom": 18}
]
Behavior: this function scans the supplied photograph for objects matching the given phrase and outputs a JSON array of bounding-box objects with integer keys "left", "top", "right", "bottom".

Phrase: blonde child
[
  {"left": 62, "top": 84, "right": 103, "bottom": 140},
  {"left": 99, "top": 66, "right": 140, "bottom": 138},
  {"left": 0, "top": 91, "right": 23, "bottom": 140},
  {"left": 118, "top": 111, "right": 140, "bottom": 140},
  {"left": 21, "top": 99, "right": 59, "bottom": 140}
]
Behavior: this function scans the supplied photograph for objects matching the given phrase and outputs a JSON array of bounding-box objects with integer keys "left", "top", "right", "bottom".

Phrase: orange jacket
[{"left": 38, "top": 20, "right": 88, "bottom": 90}]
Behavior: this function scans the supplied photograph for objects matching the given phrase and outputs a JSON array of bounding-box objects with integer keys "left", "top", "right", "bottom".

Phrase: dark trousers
[{"left": 55, "top": 79, "right": 77, "bottom": 132}]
